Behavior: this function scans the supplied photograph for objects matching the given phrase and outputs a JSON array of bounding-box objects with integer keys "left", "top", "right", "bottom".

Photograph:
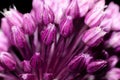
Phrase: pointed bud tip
[
  {"left": 87, "top": 60, "right": 107, "bottom": 74},
  {"left": 41, "top": 23, "right": 56, "bottom": 45}
]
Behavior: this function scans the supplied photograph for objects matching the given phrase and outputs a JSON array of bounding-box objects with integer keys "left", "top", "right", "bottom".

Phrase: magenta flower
[{"left": 0, "top": 0, "right": 120, "bottom": 80}]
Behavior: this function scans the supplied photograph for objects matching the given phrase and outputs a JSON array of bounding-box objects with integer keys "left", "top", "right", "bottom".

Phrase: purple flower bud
[
  {"left": 59, "top": 16, "right": 73, "bottom": 37},
  {"left": 104, "top": 2, "right": 120, "bottom": 31},
  {"left": 0, "top": 31, "right": 9, "bottom": 52},
  {"left": 11, "top": 26, "right": 26, "bottom": 47},
  {"left": 21, "top": 60, "right": 32, "bottom": 73},
  {"left": 108, "top": 2, "right": 119, "bottom": 18},
  {"left": 1, "top": 18, "right": 11, "bottom": 40},
  {"left": 3, "top": 8, "right": 23, "bottom": 27},
  {"left": 32, "top": 0, "right": 44, "bottom": 23},
  {"left": 65, "top": 0, "right": 79, "bottom": 18},
  {"left": 85, "top": 0, "right": 105, "bottom": 27},
  {"left": 82, "top": 27, "right": 107, "bottom": 47},
  {"left": 77, "top": 0, "right": 95, "bottom": 17},
  {"left": 106, "top": 32, "right": 120, "bottom": 49},
  {"left": 108, "top": 56, "right": 118, "bottom": 68},
  {"left": 30, "top": 10, "right": 36, "bottom": 21},
  {"left": 20, "top": 73, "right": 36, "bottom": 80},
  {"left": 30, "top": 52, "right": 42, "bottom": 68},
  {"left": 87, "top": 60, "right": 107, "bottom": 74},
  {"left": 99, "top": 2, "right": 119, "bottom": 32},
  {"left": 43, "top": 73, "right": 53, "bottom": 80},
  {"left": 40, "top": 23, "right": 56, "bottom": 45},
  {"left": 44, "top": 0, "right": 70, "bottom": 23},
  {"left": 99, "top": 18, "right": 112, "bottom": 32},
  {"left": 0, "top": 51, "right": 16, "bottom": 70},
  {"left": 68, "top": 53, "right": 92, "bottom": 72},
  {"left": 42, "top": 5, "right": 54, "bottom": 25},
  {"left": 106, "top": 68, "right": 120, "bottom": 80},
  {"left": 111, "top": 13, "right": 120, "bottom": 31},
  {"left": 22, "top": 13, "right": 36, "bottom": 35}
]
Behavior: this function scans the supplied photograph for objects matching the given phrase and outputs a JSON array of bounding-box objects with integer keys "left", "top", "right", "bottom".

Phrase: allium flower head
[{"left": 0, "top": 0, "right": 120, "bottom": 80}]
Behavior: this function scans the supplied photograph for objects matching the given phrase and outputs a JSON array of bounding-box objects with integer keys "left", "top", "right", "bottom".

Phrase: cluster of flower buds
[{"left": 0, "top": 0, "right": 120, "bottom": 80}]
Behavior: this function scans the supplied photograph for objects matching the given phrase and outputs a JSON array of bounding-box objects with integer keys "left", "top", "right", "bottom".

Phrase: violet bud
[
  {"left": 43, "top": 73, "right": 53, "bottom": 80},
  {"left": 59, "top": 16, "right": 73, "bottom": 37},
  {"left": 44, "top": 0, "right": 70, "bottom": 23},
  {"left": 99, "top": 2, "right": 119, "bottom": 32},
  {"left": 11, "top": 26, "right": 26, "bottom": 48},
  {"left": 0, "top": 51, "right": 16, "bottom": 70},
  {"left": 22, "top": 13, "right": 36, "bottom": 35},
  {"left": 82, "top": 27, "right": 107, "bottom": 47},
  {"left": 2, "top": 8, "right": 23, "bottom": 27},
  {"left": 43, "top": 4, "right": 54, "bottom": 25},
  {"left": 40, "top": 23, "right": 56, "bottom": 45},
  {"left": 106, "top": 32, "right": 120, "bottom": 49},
  {"left": 77, "top": 0, "right": 95, "bottom": 17},
  {"left": 68, "top": 53, "right": 92, "bottom": 72},
  {"left": 87, "top": 60, "right": 107, "bottom": 74},
  {"left": 105, "top": 2, "right": 119, "bottom": 17},
  {"left": 21, "top": 60, "right": 32, "bottom": 73},
  {"left": 20, "top": 73, "right": 36, "bottom": 80},
  {"left": 85, "top": 0, "right": 105, "bottom": 27},
  {"left": 30, "top": 52, "right": 42, "bottom": 69},
  {"left": 1, "top": 18, "right": 11, "bottom": 40},
  {"left": 99, "top": 18, "right": 112, "bottom": 32},
  {"left": 32, "top": 0, "right": 44, "bottom": 23},
  {"left": 65, "top": 0, "right": 79, "bottom": 18},
  {"left": 0, "top": 31, "right": 9, "bottom": 52},
  {"left": 106, "top": 68, "right": 120, "bottom": 80},
  {"left": 108, "top": 56, "right": 118, "bottom": 68},
  {"left": 111, "top": 13, "right": 120, "bottom": 31}
]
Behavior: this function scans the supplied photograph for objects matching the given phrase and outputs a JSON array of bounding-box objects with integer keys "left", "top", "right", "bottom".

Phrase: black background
[{"left": 0, "top": 0, "right": 119, "bottom": 21}]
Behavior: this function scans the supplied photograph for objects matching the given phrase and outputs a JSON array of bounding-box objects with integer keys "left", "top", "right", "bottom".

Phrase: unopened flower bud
[
  {"left": 43, "top": 73, "right": 53, "bottom": 80},
  {"left": 59, "top": 16, "right": 73, "bottom": 37},
  {"left": 40, "top": 23, "right": 56, "bottom": 45},
  {"left": 3, "top": 8, "right": 23, "bottom": 27},
  {"left": 87, "top": 60, "right": 108, "bottom": 74},
  {"left": 111, "top": 13, "right": 120, "bottom": 31},
  {"left": 30, "top": 52, "right": 42, "bottom": 69},
  {"left": 77, "top": 0, "right": 95, "bottom": 17},
  {"left": 106, "top": 32, "right": 120, "bottom": 48},
  {"left": 85, "top": 0, "right": 105, "bottom": 27},
  {"left": 82, "top": 27, "right": 107, "bottom": 47},
  {"left": 65, "top": 0, "right": 79, "bottom": 18},
  {"left": 99, "top": 18, "right": 112, "bottom": 32},
  {"left": 1, "top": 18, "right": 11, "bottom": 39},
  {"left": 108, "top": 56, "right": 118, "bottom": 68},
  {"left": 32, "top": 0, "right": 44, "bottom": 23},
  {"left": 68, "top": 53, "right": 92, "bottom": 72},
  {"left": 106, "top": 68, "right": 120, "bottom": 80},
  {"left": 0, "top": 31, "right": 9, "bottom": 52},
  {"left": 43, "top": 4, "right": 54, "bottom": 25},
  {"left": 0, "top": 51, "right": 16, "bottom": 70},
  {"left": 20, "top": 73, "right": 36, "bottom": 80},
  {"left": 99, "top": 2, "right": 119, "bottom": 32},
  {"left": 21, "top": 60, "right": 32, "bottom": 73},
  {"left": 105, "top": 2, "right": 119, "bottom": 18},
  {"left": 22, "top": 13, "right": 36, "bottom": 35},
  {"left": 11, "top": 26, "right": 26, "bottom": 48},
  {"left": 44, "top": 0, "right": 70, "bottom": 23}
]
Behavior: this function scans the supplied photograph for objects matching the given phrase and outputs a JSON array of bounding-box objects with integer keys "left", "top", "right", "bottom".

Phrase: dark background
[{"left": 0, "top": 0, "right": 119, "bottom": 20}]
